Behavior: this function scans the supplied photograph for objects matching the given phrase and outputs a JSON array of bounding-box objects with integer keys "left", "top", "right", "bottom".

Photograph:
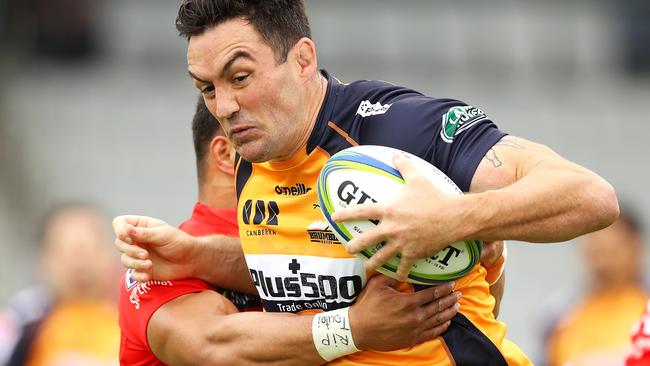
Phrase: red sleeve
[
  {"left": 118, "top": 270, "right": 211, "bottom": 358},
  {"left": 626, "top": 300, "right": 650, "bottom": 366}
]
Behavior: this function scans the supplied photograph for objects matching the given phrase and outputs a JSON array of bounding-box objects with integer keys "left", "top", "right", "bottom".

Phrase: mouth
[
  {"left": 230, "top": 125, "right": 253, "bottom": 135},
  {"left": 229, "top": 124, "right": 258, "bottom": 141}
]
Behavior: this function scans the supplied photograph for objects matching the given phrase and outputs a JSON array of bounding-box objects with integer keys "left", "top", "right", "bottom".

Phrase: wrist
[
  {"left": 312, "top": 307, "right": 360, "bottom": 361},
  {"left": 348, "top": 304, "right": 366, "bottom": 351},
  {"left": 186, "top": 235, "right": 206, "bottom": 279},
  {"left": 459, "top": 190, "right": 494, "bottom": 240}
]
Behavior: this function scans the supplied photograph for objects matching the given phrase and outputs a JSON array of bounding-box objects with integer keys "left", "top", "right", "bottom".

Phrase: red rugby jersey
[
  {"left": 118, "top": 203, "right": 259, "bottom": 366},
  {"left": 626, "top": 299, "right": 650, "bottom": 366}
]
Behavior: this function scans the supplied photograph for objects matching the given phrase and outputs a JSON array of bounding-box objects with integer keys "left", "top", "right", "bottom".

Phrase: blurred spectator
[
  {"left": 540, "top": 206, "right": 649, "bottom": 366},
  {"left": 3, "top": 203, "right": 120, "bottom": 366}
]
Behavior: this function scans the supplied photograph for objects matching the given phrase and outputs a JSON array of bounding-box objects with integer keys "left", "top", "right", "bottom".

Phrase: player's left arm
[
  {"left": 466, "top": 135, "right": 618, "bottom": 241},
  {"left": 335, "top": 135, "right": 619, "bottom": 279}
]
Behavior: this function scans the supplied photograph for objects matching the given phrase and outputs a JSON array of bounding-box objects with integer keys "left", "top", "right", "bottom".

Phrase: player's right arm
[{"left": 147, "top": 276, "right": 460, "bottom": 366}]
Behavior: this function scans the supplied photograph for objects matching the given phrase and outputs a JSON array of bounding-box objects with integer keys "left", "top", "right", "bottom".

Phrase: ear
[
  {"left": 209, "top": 135, "right": 235, "bottom": 176},
  {"left": 293, "top": 37, "right": 318, "bottom": 80}
]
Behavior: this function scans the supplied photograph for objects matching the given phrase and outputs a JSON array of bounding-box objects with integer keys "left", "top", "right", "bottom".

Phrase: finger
[
  {"left": 366, "top": 274, "right": 398, "bottom": 289},
  {"left": 416, "top": 320, "right": 452, "bottom": 343},
  {"left": 363, "top": 244, "right": 399, "bottom": 271},
  {"left": 128, "top": 224, "right": 171, "bottom": 246},
  {"left": 331, "top": 203, "right": 385, "bottom": 223},
  {"left": 113, "top": 218, "right": 133, "bottom": 243},
  {"left": 392, "top": 152, "right": 420, "bottom": 181},
  {"left": 480, "top": 240, "right": 504, "bottom": 266},
  {"left": 128, "top": 269, "right": 153, "bottom": 283},
  {"left": 115, "top": 238, "right": 149, "bottom": 259},
  {"left": 395, "top": 256, "right": 416, "bottom": 282},
  {"left": 411, "top": 281, "right": 455, "bottom": 306},
  {"left": 114, "top": 215, "right": 168, "bottom": 230},
  {"left": 112, "top": 216, "right": 127, "bottom": 233},
  {"left": 121, "top": 253, "right": 153, "bottom": 272},
  {"left": 346, "top": 228, "right": 389, "bottom": 255},
  {"left": 421, "top": 299, "right": 460, "bottom": 329},
  {"left": 422, "top": 291, "right": 462, "bottom": 319}
]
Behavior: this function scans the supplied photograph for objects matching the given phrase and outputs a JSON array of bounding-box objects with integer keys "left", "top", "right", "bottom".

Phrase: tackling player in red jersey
[{"left": 118, "top": 96, "right": 261, "bottom": 365}]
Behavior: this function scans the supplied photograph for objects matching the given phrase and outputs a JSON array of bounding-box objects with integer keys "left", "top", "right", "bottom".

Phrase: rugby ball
[{"left": 317, "top": 145, "right": 482, "bottom": 285}]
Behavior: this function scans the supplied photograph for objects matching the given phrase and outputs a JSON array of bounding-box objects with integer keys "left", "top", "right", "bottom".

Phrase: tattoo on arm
[
  {"left": 485, "top": 148, "right": 502, "bottom": 167},
  {"left": 495, "top": 136, "right": 525, "bottom": 149},
  {"left": 484, "top": 136, "right": 526, "bottom": 168}
]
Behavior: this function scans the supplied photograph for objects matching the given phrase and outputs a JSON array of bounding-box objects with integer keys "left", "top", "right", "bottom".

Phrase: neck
[
  {"left": 198, "top": 176, "right": 237, "bottom": 210},
  {"left": 272, "top": 73, "right": 328, "bottom": 162}
]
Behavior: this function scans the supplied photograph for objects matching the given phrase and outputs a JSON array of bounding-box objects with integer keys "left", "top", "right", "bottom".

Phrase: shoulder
[{"left": 333, "top": 80, "right": 484, "bottom": 154}]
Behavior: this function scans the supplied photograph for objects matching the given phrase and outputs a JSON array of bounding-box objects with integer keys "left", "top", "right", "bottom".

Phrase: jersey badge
[
  {"left": 356, "top": 100, "right": 392, "bottom": 117},
  {"left": 440, "top": 106, "right": 487, "bottom": 143}
]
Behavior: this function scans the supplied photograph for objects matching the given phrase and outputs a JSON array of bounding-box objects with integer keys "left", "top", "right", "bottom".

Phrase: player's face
[{"left": 187, "top": 18, "right": 306, "bottom": 163}]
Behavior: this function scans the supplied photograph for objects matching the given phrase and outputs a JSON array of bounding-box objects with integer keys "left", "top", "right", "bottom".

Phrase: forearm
[
  {"left": 466, "top": 139, "right": 618, "bottom": 243},
  {"left": 201, "top": 312, "right": 324, "bottom": 366},
  {"left": 150, "top": 292, "right": 326, "bottom": 366},
  {"left": 467, "top": 164, "right": 616, "bottom": 242},
  {"left": 190, "top": 235, "right": 256, "bottom": 294}
]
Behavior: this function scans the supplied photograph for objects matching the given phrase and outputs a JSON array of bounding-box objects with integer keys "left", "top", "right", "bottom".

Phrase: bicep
[
  {"left": 469, "top": 135, "right": 561, "bottom": 193},
  {"left": 147, "top": 291, "right": 238, "bottom": 366}
]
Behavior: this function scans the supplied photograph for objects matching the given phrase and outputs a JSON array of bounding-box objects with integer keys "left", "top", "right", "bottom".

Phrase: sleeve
[
  {"left": 118, "top": 270, "right": 212, "bottom": 352},
  {"left": 358, "top": 95, "right": 506, "bottom": 192}
]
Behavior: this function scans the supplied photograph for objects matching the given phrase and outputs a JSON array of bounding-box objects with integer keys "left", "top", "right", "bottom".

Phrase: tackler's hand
[{"left": 113, "top": 215, "right": 199, "bottom": 282}]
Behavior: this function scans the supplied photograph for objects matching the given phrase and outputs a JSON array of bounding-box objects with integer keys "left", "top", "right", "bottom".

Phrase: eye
[
  {"left": 201, "top": 85, "right": 215, "bottom": 95},
  {"left": 233, "top": 74, "right": 249, "bottom": 84}
]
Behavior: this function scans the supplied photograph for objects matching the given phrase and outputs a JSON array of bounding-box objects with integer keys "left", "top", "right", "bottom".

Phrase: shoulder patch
[
  {"left": 356, "top": 100, "right": 392, "bottom": 117},
  {"left": 440, "top": 106, "right": 487, "bottom": 143}
]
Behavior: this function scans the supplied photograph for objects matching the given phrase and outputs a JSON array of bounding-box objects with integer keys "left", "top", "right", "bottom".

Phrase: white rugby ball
[{"left": 317, "top": 145, "right": 482, "bottom": 285}]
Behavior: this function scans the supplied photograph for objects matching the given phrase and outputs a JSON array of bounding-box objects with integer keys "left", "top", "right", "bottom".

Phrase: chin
[{"left": 237, "top": 146, "right": 272, "bottom": 163}]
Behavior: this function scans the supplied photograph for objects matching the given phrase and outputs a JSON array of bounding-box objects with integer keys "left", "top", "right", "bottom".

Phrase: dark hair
[
  {"left": 192, "top": 95, "right": 224, "bottom": 183},
  {"left": 176, "top": 0, "right": 311, "bottom": 63}
]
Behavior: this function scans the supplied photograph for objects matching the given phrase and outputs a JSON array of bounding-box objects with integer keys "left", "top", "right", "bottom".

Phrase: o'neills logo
[{"left": 275, "top": 183, "right": 311, "bottom": 196}]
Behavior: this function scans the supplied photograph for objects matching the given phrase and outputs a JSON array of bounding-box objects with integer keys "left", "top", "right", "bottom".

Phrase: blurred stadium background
[{"left": 1, "top": 0, "right": 649, "bottom": 361}]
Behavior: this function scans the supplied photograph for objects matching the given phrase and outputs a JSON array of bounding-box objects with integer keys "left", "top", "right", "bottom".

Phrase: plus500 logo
[{"left": 249, "top": 268, "right": 362, "bottom": 301}]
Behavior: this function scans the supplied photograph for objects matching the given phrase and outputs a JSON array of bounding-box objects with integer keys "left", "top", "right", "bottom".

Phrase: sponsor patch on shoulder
[
  {"left": 356, "top": 100, "right": 392, "bottom": 117},
  {"left": 440, "top": 106, "right": 487, "bottom": 143}
]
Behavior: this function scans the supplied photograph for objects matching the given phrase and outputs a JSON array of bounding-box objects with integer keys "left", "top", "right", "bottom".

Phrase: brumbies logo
[
  {"left": 307, "top": 221, "right": 341, "bottom": 245},
  {"left": 440, "top": 106, "right": 487, "bottom": 143}
]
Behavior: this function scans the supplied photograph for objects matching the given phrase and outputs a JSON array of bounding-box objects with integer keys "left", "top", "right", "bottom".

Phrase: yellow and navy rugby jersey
[{"left": 236, "top": 70, "right": 531, "bottom": 366}]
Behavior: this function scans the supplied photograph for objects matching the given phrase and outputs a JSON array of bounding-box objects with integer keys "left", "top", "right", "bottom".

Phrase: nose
[{"left": 214, "top": 87, "right": 240, "bottom": 121}]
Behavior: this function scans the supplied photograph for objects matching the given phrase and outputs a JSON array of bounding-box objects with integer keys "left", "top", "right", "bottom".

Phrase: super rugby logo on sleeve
[
  {"left": 245, "top": 254, "right": 365, "bottom": 313},
  {"left": 440, "top": 105, "right": 487, "bottom": 143}
]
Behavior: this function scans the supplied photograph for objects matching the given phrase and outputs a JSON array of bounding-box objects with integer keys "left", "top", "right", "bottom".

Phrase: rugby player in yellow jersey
[{"left": 115, "top": 0, "right": 619, "bottom": 365}]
